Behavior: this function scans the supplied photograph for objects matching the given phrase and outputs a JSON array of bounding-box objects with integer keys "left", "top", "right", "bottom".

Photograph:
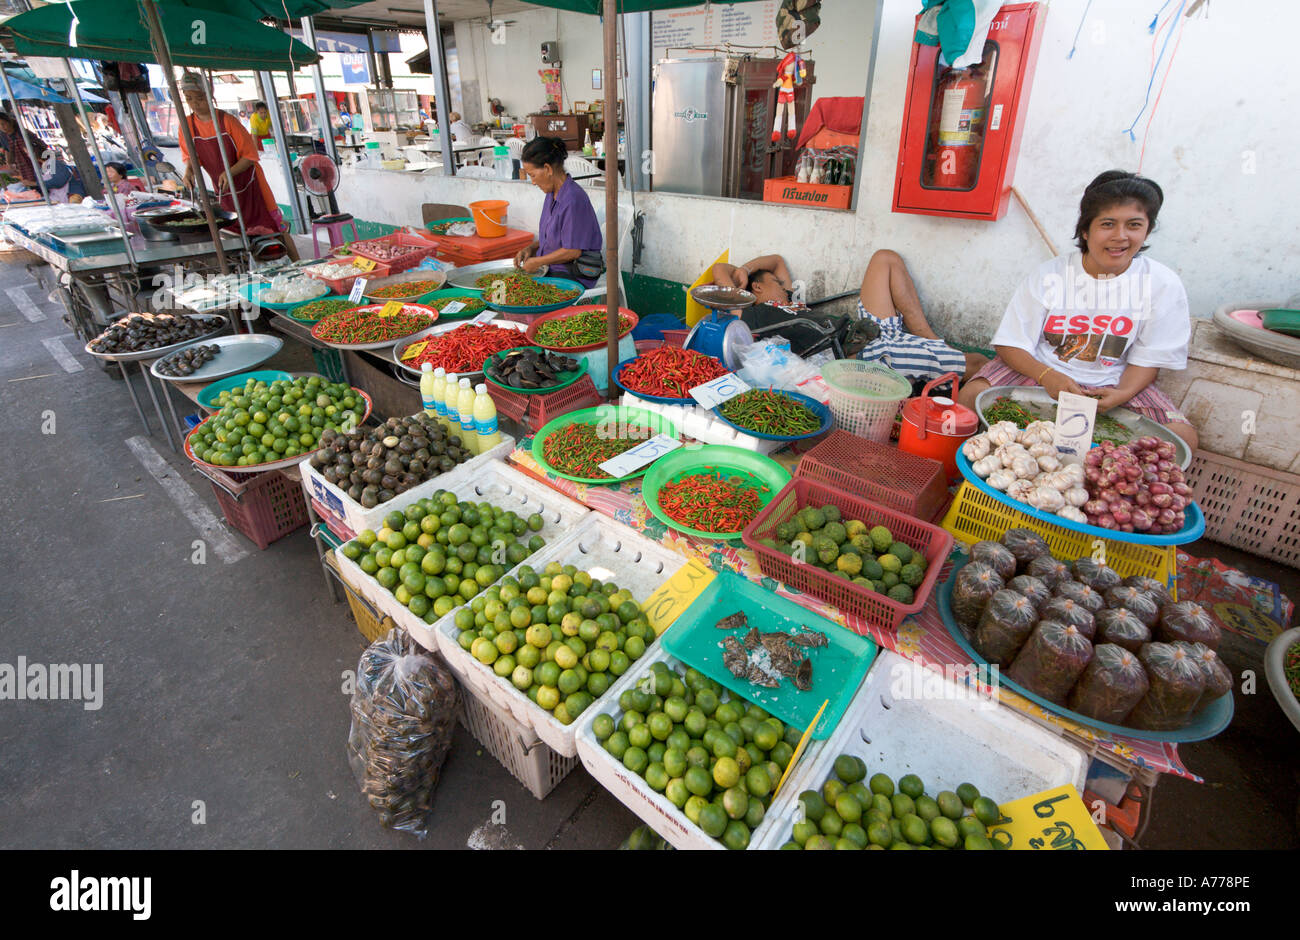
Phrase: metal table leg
[
  {"left": 306, "top": 501, "right": 344, "bottom": 602},
  {"left": 160, "top": 380, "right": 186, "bottom": 445},
  {"left": 119, "top": 360, "right": 152, "bottom": 434},
  {"left": 138, "top": 362, "right": 178, "bottom": 452}
]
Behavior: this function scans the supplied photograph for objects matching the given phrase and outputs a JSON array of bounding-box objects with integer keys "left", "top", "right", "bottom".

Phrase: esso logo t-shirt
[{"left": 992, "top": 252, "right": 1190, "bottom": 387}]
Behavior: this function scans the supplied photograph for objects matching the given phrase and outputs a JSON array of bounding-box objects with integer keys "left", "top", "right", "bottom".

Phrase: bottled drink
[
  {"left": 441, "top": 371, "right": 459, "bottom": 436},
  {"left": 429, "top": 367, "right": 447, "bottom": 424},
  {"left": 473, "top": 383, "right": 501, "bottom": 453},
  {"left": 456, "top": 377, "right": 477, "bottom": 455},
  {"left": 419, "top": 363, "right": 438, "bottom": 417}
]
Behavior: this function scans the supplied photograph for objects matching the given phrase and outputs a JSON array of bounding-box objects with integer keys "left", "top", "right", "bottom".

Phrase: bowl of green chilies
[
  {"left": 526, "top": 304, "right": 639, "bottom": 353},
  {"left": 710, "top": 388, "right": 833, "bottom": 442}
]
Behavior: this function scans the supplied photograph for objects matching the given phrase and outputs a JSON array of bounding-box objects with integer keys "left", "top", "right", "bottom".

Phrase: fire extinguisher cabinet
[{"left": 893, "top": 2, "right": 1045, "bottom": 221}]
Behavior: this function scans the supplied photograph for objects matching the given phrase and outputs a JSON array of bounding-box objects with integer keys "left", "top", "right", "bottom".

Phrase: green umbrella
[{"left": 3, "top": 0, "right": 321, "bottom": 69}]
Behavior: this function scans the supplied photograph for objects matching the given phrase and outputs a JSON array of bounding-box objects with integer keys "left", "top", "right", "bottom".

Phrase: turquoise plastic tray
[
  {"left": 661, "top": 571, "right": 878, "bottom": 739},
  {"left": 937, "top": 558, "right": 1233, "bottom": 743},
  {"left": 196, "top": 370, "right": 292, "bottom": 409}
]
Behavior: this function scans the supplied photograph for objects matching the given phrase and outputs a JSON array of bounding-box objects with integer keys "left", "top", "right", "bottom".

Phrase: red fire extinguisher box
[{"left": 893, "top": 2, "right": 1045, "bottom": 221}]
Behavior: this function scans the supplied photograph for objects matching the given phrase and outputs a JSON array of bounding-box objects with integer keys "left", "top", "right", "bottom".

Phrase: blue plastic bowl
[{"left": 197, "top": 370, "right": 292, "bottom": 409}]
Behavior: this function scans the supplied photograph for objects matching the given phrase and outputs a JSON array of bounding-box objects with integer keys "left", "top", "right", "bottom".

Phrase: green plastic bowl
[
  {"left": 641, "top": 444, "right": 791, "bottom": 540},
  {"left": 531, "top": 405, "right": 678, "bottom": 484},
  {"left": 418, "top": 288, "right": 491, "bottom": 320},
  {"left": 197, "top": 370, "right": 292, "bottom": 409},
  {"left": 1260, "top": 308, "right": 1300, "bottom": 338}
]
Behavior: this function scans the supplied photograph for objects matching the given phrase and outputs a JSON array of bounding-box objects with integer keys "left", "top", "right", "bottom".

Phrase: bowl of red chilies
[
  {"left": 392, "top": 320, "right": 529, "bottom": 380},
  {"left": 310, "top": 303, "right": 439, "bottom": 350},
  {"left": 612, "top": 345, "right": 731, "bottom": 405}
]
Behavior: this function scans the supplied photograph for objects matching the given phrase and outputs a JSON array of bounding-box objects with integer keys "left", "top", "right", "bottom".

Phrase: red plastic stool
[{"left": 311, "top": 213, "right": 359, "bottom": 258}]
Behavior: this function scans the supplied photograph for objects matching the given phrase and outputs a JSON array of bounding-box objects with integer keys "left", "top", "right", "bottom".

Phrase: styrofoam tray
[
  {"left": 299, "top": 432, "right": 516, "bottom": 537},
  {"left": 572, "top": 643, "right": 818, "bottom": 850},
  {"left": 618, "top": 393, "right": 785, "bottom": 455},
  {"left": 750, "top": 650, "right": 1090, "bottom": 850},
  {"left": 332, "top": 459, "right": 590, "bottom": 650},
  {"left": 435, "top": 513, "right": 693, "bottom": 758}
]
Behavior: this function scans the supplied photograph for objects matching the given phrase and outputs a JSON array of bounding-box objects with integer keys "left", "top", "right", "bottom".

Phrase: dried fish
[
  {"left": 794, "top": 658, "right": 813, "bottom": 691},
  {"left": 791, "top": 628, "right": 829, "bottom": 649},
  {"left": 715, "top": 611, "right": 748, "bottom": 630},
  {"left": 722, "top": 636, "right": 749, "bottom": 679},
  {"left": 743, "top": 627, "right": 761, "bottom": 651},
  {"left": 745, "top": 663, "right": 781, "bottom": 689}
]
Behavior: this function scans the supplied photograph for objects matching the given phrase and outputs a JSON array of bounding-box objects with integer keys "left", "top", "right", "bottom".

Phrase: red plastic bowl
[{"left": 524, "top": 304, "right": 639, "bottom": 353}]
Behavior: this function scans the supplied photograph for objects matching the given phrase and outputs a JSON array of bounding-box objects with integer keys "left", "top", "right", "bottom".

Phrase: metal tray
[
  {"left": 688, "top": 285, "right": 756, "bottom": 310},
  {"left": 84, "top": 313, "right": 229, "bottom": 363},
  {"left": 444, "top": 258, "right": 516, "bottom": 291},
  {"left": 390, "top": 318, "right": 529, "bottom": 380},
  {"left": 360, "top": 268, "right": 447, "bottom": 302},
  {"left": 974, "top": 384, "right": 1192, "bottom": 470},
  {"left": 310, "top": 302, "right": 439, "bottom": 351},
  {"left": 150, "top": 333, "right": 284, "bottom": 383}
]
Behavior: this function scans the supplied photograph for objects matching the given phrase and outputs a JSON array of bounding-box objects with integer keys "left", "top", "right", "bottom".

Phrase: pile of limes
[
  {"left": 455, "top": 562, "right": 649, "bottom": 726},
  {"left": 760, "top": 506, "right": 928, "bottom": 604},
  {"left": 591, "top": 660, "right": 799, "bottom": 850},
  {"left": 189, "top": 375, "right": 366, "bottom": 468},
  {"left": 780, "top": 756, "right": 1003, "bottom": 850},
  {"left": 340, "top": 491, "right": 547, "bottom": 624}
]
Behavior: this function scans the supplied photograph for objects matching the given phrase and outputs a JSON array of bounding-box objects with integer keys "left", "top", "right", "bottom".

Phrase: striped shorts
[
  {"left": 970, "top": 356, "right": 1190, "bottom": 426},
  {"left": 855, "top": 302, "right": 967, "bottom": 379}
]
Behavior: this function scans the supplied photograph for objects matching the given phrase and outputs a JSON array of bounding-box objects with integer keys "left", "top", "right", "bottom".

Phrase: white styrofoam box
[
  {"left": 572, "top": 644, "right": 820, "bottom": 851},
  {"left": 333, "top": 459, "right": 590, "bottom": 652},
  {"left": 299, "top": 432, "right": 516, "bottom": 537},
  {"left": 618, "top": 393, "right": 785, "bottom": 455},
  {"left": 460, "top": 681, "right": 578, "bottom": 801},
  {"left": 750, "top": 650, "right": 1091, "bottom": 850},
  {"left": 435, "top": 513, "right": 693, "bottom": 758}
]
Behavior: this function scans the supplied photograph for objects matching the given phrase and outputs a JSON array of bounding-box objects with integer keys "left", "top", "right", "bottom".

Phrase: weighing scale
[{"left": 684, "top": 285, "right": 756, "bottom": 370}]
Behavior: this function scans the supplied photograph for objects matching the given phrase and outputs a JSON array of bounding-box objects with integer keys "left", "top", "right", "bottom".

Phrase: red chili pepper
[
  {"left": 407, "top": 324, "right": 525, "bottom": 372},
  {"left": 657, "top": 471, "right": 764, "bottom": 532},
  {"left": 620, "top": 346, "right": 729, "bottom": 398}
]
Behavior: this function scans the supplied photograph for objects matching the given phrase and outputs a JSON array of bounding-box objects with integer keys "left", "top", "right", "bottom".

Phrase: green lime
[
  {"left": 937, "top": 791, "right": 964, "bottom": 820},
  {"left": 957, "top": 815, "right": 987, "bottom": 840},
  {"left": 792, "top": 820, "right": 818, "bottom": 846},
  {"left": 698, "top": 802, "right": 728, "bottom": 838},
  {"left": 898, "top": 773, "right": 925, "bottom": 800},
  {"left": 834, "top": 793, "right": 863, "bottom": 824},
  {"left": 901, "top": 813, "right": 929, "bottom": 845},
  {"left": 973, "top": 796, "right": 1001, "bottom": 827},
  {"left": 930, "top": 816, "right": 960, "bottom": 848},
  {"left": 841, "top": 822, "right": 869, "bottom": 849},
  {"left": 956, "top": 782, "right": 980, "bottom": 807},
  {"left": 833, "top": 754, "right": 868, "bottom": 784},
  {"left": 915, "top": 795, "right": 941, "bottom": 823},
  {"left": 891, "top": 793, "right": 916, "bottom": 820},
  {"left": 964, "top": 832, "right": 994, "bottom": 850},
  {"left": 869, "top": 773, "right": 895, "bottom": 798},
  {"left": 799, "top": 790, "right": 826, "bottom": 823},
  {"left": 867, "top": 821, "right": 893, "bottom": 848},
  {"left": 684, "top": 766, "right": 712, "bottom": 797},
  {"left": 722, "top": 820, "right": 750, "bottom": 851}
]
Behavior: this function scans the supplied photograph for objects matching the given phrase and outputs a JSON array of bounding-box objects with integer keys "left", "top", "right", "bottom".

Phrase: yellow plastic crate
[
  {"left": 328, "top": 550, "right": 397, "bottom": 644},
  {"left": 941, "top": 481, "right": 1178, "bottom": 591}
]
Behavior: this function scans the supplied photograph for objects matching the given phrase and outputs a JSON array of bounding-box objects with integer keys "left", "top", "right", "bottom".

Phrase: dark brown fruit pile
[
  {"left": 309, "top": 415, "right": 471, "bottom": 508},
  {"left": 156, "top": 343, "right": 221, "bottom": 377},
  {"left": 91, "top": 313, "right": 214, "bottom": 354}
]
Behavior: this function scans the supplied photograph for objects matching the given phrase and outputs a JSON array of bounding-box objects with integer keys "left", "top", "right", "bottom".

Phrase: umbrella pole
[
  {"left": 0, "top": 69, "right": 52, "bottom": 205},
  {"left": 604, "top": 0, "right": 620, "bottom": 399},
  {"left": 138, "top": 0, "right": 229, "bottom": 276}
]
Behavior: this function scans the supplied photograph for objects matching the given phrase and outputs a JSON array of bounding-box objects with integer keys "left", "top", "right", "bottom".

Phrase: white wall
[{"left": 270, "top": 0, "right": 1300, "bottom": 347}]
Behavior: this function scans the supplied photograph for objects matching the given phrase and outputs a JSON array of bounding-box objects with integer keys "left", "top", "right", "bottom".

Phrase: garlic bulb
[
  {"left": 987, "top": 422, "right": 1018, "bottom": 447},
  {"left": 971, "top": 455, "right": 1000, "bottom": 478},
  {"left": 996, "top": 442, "right": 1027, "bottom": 468},
  {"left": 961, "top": 434, "right": 992, "bottom": 461},
  {"left": 987, "top": 468, "right": 1017, "bottom": 491},
  {"left": 1065, "top": 486, "right": 1090, "bottom": 507},
  {"left": 1058, "top": 505, "right": 1087, "bottom": 523},
  {"left": 1029, "top": 484, "right": 1066, "bottom": 513},
  {"left": 1011, "top": 454, "right": 1040, "bottom": 479},
  {"left": 1007, "top": 479, "right": 1036, "bottom": 501},
  {"left": 1036, "top": 453, "right": 1062, "bottom": 473},
  {"left": 1045, "top": 469, "right": 1074, "bottom": 492},
  {"left": 1027, "top": 441, "right": 1057, "bottom": 459},
  {"left": 1062, "top": 462, "right": 1086, "bottom": 486}
]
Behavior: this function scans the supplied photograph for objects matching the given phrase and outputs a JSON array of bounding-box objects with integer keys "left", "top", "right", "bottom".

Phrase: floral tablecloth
[{"left": 508, "top": 442, "right": 1197, "bottom": 783}]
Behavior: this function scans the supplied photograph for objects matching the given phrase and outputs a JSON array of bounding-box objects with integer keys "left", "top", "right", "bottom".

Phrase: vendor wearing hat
[{"left": 176, "top": 72, "right": 298, "bottom": 260}]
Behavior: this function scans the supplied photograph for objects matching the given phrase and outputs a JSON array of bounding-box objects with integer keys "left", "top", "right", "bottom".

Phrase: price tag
[
  {"left": 353, "top": 256, "right": 378, "bottom": 272},
  {"left": 986, "top": 785, "right": 1109, "bottom": 851},
  {"left": 597, "top": 433, "right": 681, "bottom": 478},
  {"left": 348, "top": 278, "right": 367, "bottom": 303},
  {"left": 440, "top": 300, "right": 467, "bottom": 315},
  {"left": 378, "top": 300, "right": 405, "bottom": 319},
  {"left": 470, "top": 307, "right": 500, "bottom": 326},
  {"left": 641, "top": 559, "right": 715, "bottom": 636},
  {"left": 690, "top": 374, "right": 751, "bottom": 410},
  {"left": 399, "top": 340, "right": 428, "bottom": 361},
  {"left": 1052, "top": 391, "right": 1099, "bottom": 460}
]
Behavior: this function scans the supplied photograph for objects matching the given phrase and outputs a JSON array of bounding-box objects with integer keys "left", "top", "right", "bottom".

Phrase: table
[{"left": 505, "top": 441, "right": 1180, "bottom": 787}]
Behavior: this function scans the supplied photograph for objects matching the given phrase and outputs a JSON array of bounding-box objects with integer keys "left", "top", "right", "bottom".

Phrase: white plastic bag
[{"left": 735, "top": 340, "right": 819, "bottom": 393}]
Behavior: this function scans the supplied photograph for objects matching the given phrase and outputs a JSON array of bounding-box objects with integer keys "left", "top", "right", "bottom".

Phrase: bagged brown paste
[
  {"left": 1104, "top": 585, "right": 1161, "bottom": 628},
  {"left": 1123, "top": 574, "right": 1172, "bottom": 607},
  {"left": 974, "top": 590, "right": 1039, "bottom": 668},
  {"left": 1127, "top": 642, "right": 1206, "bottom": 730},
  {"left": 1007, "top": 620, "right": 1094, "bottom": 705},
  {"left": 1002, "top": 528, "right": 1051, "bottom": 569},
  {"left": 1157, "top": 601, "right": 1221, "bottom": 651},
  {"left": 1071, "top": 558, "right": 1123, "bottom": 593},
  {"left": 1068, "top": 643, "right": 1150, "bottom": 724},
  {"left": 971, "top": 540, "right": 1017, "bottom": 581},
  {"left": 1095, "top": 608, "right": 1151, "bottom": 654},
  {"left": 1040, "top": 596, "right": 1097, "bottom": 640},
  {"left": 1008, "top": 574, "right": 1051, "bottom": 610},
  {"left": 1025, "top": 554, "right": 1072, "bottom": 590},
  {"left": 1186, "top": 641, "right": 1233, "bottom": 706},
  {"left": 952, "top": 562, "right": 1005, "bottom": 632},
  {"left": 1055, "top": 580, "right": 1105, "bottom": 613}
]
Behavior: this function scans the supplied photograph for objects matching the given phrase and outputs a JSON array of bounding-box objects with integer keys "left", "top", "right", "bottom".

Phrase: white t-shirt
[
  {"left": 992, "top": 251, "right": 1190, "bottom": 386},
  {"left": 450, "top": 120, "right": 474, "bottom": 143}
]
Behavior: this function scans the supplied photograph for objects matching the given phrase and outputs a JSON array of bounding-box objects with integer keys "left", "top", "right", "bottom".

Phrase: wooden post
[{"left": 604, "top": 0, "right": 620, "bottom": 398}]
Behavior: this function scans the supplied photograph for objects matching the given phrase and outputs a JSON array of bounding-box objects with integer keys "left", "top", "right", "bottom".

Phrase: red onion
[
  {"left": 1151, "top": 492, "right": 1173, "bottom": 508},
  {"left": 1168, "top": 469, "right": 1185, "bottom": 484},
  {"left": 1085, "top": 467, "right": 1102, "bottom": 484},
  {"left": 1157, "top": 459, "right": 1174, "bottom": 473},
  {"left": 1131, "top": 508, "right": 1154, "bottom": 530},
  {"left": 1135, "top": 490, "right": 1152, "bottom": 506},
  {"left": 1149, "top": 482, "right": 1171, "bottom": 495},
  {"left": 1156, "top": 441, "right": 1175, "bottom": 459},
  {"left": 1096, "top": 513, "right": 1117, "bottom": 529},
  {"left": 1117, "top": 481, "right": 1139, "bottom": 497},
  {"left": 1169, "top": 496, "right": 1186, "bottom": 511},
  {"left": 1113, "top": 507, "right": 1133, "bottom": 525},
  {"left": 1120, "top": 523, "right": 1135, "bottom": 532},
  {"left": 1084, "top": 499, "right": 1108, "bottom": 516},
  {"left": 1157, "top": 508, "right": 1176, "bottom": 526},
  {"left": 1123, "top": 464, "right": 1142, "bottom": 481},
  {"left": 1085, "top": 450, "right": 1103, "bottom": 467}
]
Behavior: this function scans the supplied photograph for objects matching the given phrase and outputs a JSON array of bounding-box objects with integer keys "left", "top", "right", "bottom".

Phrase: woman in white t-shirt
[{"left": 958, "top": 171, "right": 1198, "bottom": 451}]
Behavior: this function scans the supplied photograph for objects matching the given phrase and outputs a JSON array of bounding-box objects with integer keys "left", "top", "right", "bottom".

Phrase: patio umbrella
[{"left": 0, "top": 73, "right": 72, "bottom": 103}]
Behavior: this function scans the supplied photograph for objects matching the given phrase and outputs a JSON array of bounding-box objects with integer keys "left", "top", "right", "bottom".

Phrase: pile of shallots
[
  {"left": 1082, "top": 437, "right": 1189, "bottom": 534},
  {"left": 962, "top": 421, "right": 1091, "bottom": 523}
]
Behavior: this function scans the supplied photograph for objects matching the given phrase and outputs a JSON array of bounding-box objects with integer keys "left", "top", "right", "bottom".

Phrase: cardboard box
[{"left": 762, "top": 176, "right": 852, "bottom": 209}]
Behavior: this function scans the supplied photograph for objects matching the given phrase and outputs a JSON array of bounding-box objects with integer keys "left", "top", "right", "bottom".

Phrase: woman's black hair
[
  {"left": 520, "top": 135, "right": 567, "bottom": 172},
  {"left": 1074, "top": 170, "right": 1164, "bottom": 253},
  {"left": 104, "top": 161, "right": 129, "bottom": 179}
]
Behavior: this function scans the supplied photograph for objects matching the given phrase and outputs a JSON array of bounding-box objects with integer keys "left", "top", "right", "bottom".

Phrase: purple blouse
[{"left": 538, "top": 176, "right": 602, "bottom": 287}]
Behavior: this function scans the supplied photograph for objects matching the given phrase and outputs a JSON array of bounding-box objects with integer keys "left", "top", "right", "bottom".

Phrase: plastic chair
[
  {"left": 310, "top": 213, "right": 358, "bottom": 258},
  {"left": 457, "top": 165, "right": 498, "bottom": 179},
  {"left": 475, "top": 135, "right": 497, "bottom": 167},
  {"left": 564, "top": 155, "right": 604, "bottom": 183},
  {"left": 580, "top": 201, "right": 636, "bottom": 305}
]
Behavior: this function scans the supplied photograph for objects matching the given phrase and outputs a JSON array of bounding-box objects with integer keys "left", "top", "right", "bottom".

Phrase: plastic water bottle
[
  {"left": 492, "top": 145, "right": 512, "bottom": 179},
  {"left": 419, "top": 363, "right": 438, "bottom": 417},
  {"left": 429, "top": 367, "right": 447, "bottom": 423},
  {"left": 474, "top": 384, "right": 501, "bottom": 453},
  {"left": 456, "top": 377, "right": 478, "bottom": 455},
  {"left": 440, "top": 371, "right": 459, "bottom": 436}
]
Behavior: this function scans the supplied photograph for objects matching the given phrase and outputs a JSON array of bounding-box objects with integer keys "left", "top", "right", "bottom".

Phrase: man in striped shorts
[{"left": 712, "top": 249, "right": 987, "bottom": 380}]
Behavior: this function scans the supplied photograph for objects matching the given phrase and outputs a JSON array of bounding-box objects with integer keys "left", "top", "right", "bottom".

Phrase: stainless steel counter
[{"left": 0, "top": 222, "right": 247, "bottom": 274}]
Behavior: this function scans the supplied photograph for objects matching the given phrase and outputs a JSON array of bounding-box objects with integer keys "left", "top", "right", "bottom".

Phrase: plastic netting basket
[
  {"left": 820, "top": 360, "right": 911, "bottom": 442},
  {"left": 201, "top": 465, "right": 308, "bottom": 550},
  {"left": 798, "top": 430, "right": 951, "bottom": 522},
  {"left": 460, "top": 686, "right": 578, "bottom": 800}
]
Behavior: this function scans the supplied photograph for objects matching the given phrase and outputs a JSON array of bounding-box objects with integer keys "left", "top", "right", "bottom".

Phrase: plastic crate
[
  {"left": 311, "top": 498, "right": 356, "bottom": 543},
  {"left": 799, "top": 430, "right": 950, "bottom": 523},
  {"left": 198, "top": 464, "right": 309, "bottom": 550},
  {"left": 349, "top": 234, "right": 434, "bottom": 274},
  {"left": 304, "top": 254, "right": 392, "bottom": 294},
  {"left": 534, "top": 375, "right": 605, "bottom": 429},
  {"left": 1183, "top": 449, "right": 1300, "bottom": 569},
  {"left": 821, "top": 360, "right": 911, "bottom": 442},
  {"left": 743, "top": 477, "right": 954, "bottom": 635},
  {"left": 311, "top": 347, "right": 347, "bottom": 383},
  {"left": 331, "top": 551, "right": 395, "bottom": 643},
  {"left": 484, "top": 383, "right": 531, "bottom": 425},
  {"left": 634, "top": 339, "right": 664, "bottom": 354},
  {"left": 460, "top": 686, "right": 577, "bottom": 800},
  {"left": 941, "top": 480, "right": 1178, "bottom": 587},
  {"left": 661, "top": 329, "right": 689, "bottom": 348}
]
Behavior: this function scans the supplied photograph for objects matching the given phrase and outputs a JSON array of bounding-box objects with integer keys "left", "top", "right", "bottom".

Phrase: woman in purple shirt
[{"left": 514, "top": 136, "right": 603, "bottom": 287}]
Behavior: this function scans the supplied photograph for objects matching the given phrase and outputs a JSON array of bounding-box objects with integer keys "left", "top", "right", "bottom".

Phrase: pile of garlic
[{"left": 961, "top": 420, "right": 1090, "bottom": 523}]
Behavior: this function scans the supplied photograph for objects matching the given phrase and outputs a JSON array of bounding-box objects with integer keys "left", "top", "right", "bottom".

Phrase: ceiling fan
[{"left": 485, "top": 0, "right": 518, "bottom": 33}]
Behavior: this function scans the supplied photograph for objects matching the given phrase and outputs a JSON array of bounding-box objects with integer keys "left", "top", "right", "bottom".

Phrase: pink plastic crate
[
  {"left": 305, "top": 255, "right": 392, "bottom": 294},
  {"left": 350, "top": 233, "right": 435, "bottom": 274}
]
